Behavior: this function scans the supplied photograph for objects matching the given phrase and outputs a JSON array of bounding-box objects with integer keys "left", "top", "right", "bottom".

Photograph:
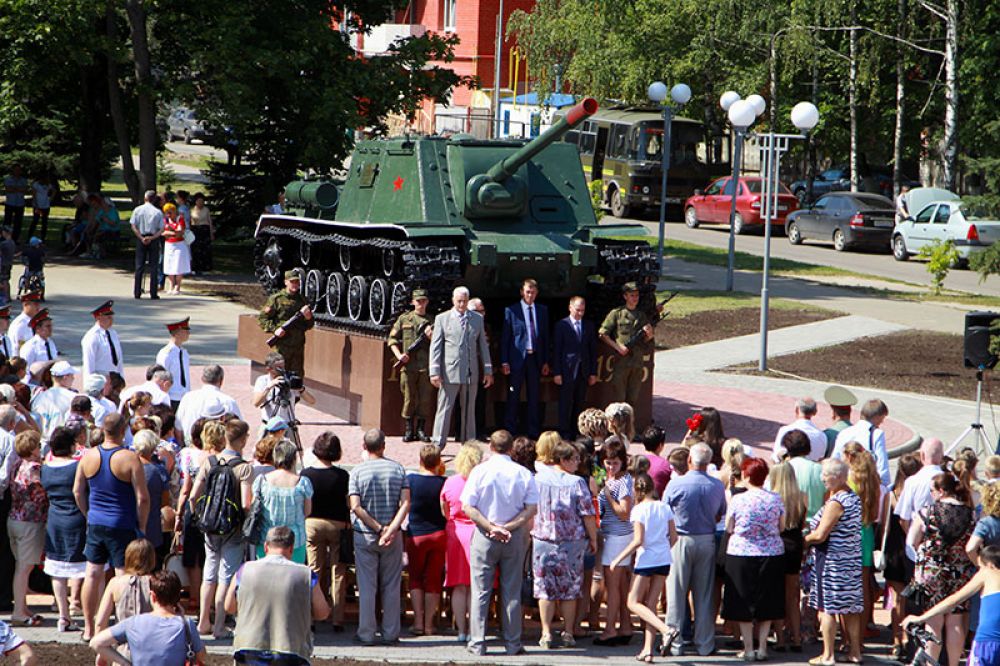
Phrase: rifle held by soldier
[
  {"left": 624, "top": 291, "right": 679, "bottom": 351},
  {"left": 392, "top": 323, "right": 431, "bottom": 369}
]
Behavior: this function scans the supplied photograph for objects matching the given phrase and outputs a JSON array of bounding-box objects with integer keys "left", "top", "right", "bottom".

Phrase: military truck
[{"left": 252, "top": 98, "right": 659, "bottom": 334}]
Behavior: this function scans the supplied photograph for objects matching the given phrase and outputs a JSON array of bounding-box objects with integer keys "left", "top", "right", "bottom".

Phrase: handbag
[
  {"left": 164, "top": 532, "right": 190, "bottom": 587},
  {"left": 183, "top": 228, "right": 196, "bottom": 245},
  {"left": 338, "top": 526, "right": 355, "bottom": 565},
  {"left": 872, "top": 493, "right": 893, "bottom": 572},
  {"left": 182, "top": 615, "right": 197, "bottom": 666},
  {"left": 901, "top": 580, "right": 928, "bottom": 611},
  {"left": 242, "top": 484, "right": 265, "bottom": 546}
]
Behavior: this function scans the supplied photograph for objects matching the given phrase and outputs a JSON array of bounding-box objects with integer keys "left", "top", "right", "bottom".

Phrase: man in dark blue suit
[
  {"left": 552, "top": 296, "right": 597, "bottom": 440},
  {"left": 500, "top": 279, "right": 549, "bottom": 437}
]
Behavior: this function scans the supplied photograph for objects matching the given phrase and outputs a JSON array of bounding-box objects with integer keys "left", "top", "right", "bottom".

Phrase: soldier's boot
[
  {"left": 416, "top": 419, "right": 431, "bottom": 442},
  {"left": 402, "top": 418, "right": 416, "bottom": 443}
]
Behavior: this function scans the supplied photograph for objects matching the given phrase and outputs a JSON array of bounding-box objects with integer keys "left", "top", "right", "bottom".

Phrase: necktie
[
  {"left": 178, "top": 348, "right": 187, "bottom": 388},
  {"left": 575, "top": 319, "right": 582, "bottom": 340},
  {"left": 527, "top": 306, "right": 536, "bottom": 351},
  {"left": 44, "top": 339, "right": 52, "bottom": 360},
  {"left": 106, "top": 330, "right": 119, "bottom": 366},
  {"left": 0, "top": 338, "right": 7, "bottom": 358}
]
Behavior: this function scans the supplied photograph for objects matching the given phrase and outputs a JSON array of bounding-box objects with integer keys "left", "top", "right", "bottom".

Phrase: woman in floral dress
[
  {"left": 907, "top": 472, "right": 977, "bottom": 666},
  {"left": 531, "top": 439, "right": 596, "bottom": 649}
]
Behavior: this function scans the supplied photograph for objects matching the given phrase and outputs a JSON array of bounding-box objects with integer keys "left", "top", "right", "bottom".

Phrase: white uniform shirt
[
  {"left": 833, "top": 419, "right": 891, "bottom": 487},
  {"left": 155, "top": 342, "right": 190, "bottom": 402},
  {"left": 81, "top": 323, "right": 124, "bottom": 377},
  {"left": 0, "top": 333, "right": 16, "bottom": 360},
  {"left": 30, "top": 386, "right": 77, "bottom": 442},
  {"left": 8, "top": 312, "right": 33, "bottom": 349},
  {"left": 119, "top": 380, "right": 171, "bottom": 408},
  {"left": 20, "top": 334, "right": 59, "bottom": 379},
  {"left": 772, "top": 418, "right": 828, "bottom": 462},
  {"left": 175, "top": 384, "right": 242, "bottom": 439}
]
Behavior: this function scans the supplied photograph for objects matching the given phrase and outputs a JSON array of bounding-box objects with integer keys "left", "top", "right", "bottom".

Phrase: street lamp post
[
  {"left": 758, "top": 101, "right": 820, "bottom": 371},
  {"left": 720, "top": 93, "right": 761, "bottom": 291},
  {"left": 647, "top": 81, "right": 692, "bottom": 273}
]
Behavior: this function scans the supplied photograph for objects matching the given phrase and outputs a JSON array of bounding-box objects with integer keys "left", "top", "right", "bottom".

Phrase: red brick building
[{"left": 359, "top": 0, "right": 536, "bottom": 135}]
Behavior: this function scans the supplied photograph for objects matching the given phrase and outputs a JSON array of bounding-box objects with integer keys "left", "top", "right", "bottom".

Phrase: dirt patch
[
  {"left": 655, "top": 306, "right": 837, "bottom": 349},
  {"left": 192, "top": 281, "right": 268, "bottom": 310},
  {"left": 723, "top": 330, "right": 976, "bottom": 401}
]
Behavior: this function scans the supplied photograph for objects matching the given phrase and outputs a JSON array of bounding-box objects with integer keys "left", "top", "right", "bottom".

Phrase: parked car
[
  {"left": 166, "top": 108, "right": 211, "bottom": 144},
  {"left": 785, "top": 192, "right": 896, "bottom": 252},
  {"left": 790, "top": 169, "right": 850, "bottom": 204},
  {"left": 684, "top": 176, "right": 798, "bottom": 235},
  {"left": 892, "top": 187, "right": 1000, "bottom": 266}
]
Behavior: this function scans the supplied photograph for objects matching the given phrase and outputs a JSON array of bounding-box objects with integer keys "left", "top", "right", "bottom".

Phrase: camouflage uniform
[
  {"left": 258, "top": 287, "right": 314, "bottom": 377},
  {"left": 599, "top": 304, "right": 651, "bottom": 407}
]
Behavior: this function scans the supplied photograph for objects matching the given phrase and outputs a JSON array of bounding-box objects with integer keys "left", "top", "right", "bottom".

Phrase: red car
[{"left": 684, "top": 176, "right": 799, "bottom": 234}]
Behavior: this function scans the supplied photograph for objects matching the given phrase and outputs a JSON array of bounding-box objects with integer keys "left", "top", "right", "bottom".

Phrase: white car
[{"left": 892, "top": 187, "right": 1000, "bottom": 266}]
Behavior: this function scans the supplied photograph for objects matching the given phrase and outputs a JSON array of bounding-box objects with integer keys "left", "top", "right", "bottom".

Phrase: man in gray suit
[{"left": 430, "top": 286, "right": 493, "bottom": 450}]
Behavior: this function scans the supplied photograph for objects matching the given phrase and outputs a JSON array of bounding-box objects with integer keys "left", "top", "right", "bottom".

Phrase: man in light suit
[
  {"left": 500, "top": 279, "right": 549, "bottom": 438},
  {"left": 552, "top": 296, "right": 597, "bottom": 440},
  {"left": 430, "top": 286, "right": 493, "bottom": 450}
]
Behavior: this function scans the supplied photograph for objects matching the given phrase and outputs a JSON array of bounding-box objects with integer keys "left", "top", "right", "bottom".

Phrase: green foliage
[
  {"left": 917, "top": 239, "right": 960, "bottom": 294},
  {"left": 589, "top": 179, "right": 604, "bottom": 221},
  {"left": 970, "top": 241, "right": 1000, "bottom": 284},
  {"left": 156, "top": 153, "right": 177, "bottom": 190}
]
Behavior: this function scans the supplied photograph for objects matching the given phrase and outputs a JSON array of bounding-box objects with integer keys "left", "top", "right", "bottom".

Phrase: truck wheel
[
  {"left": 892, "top": 235, "right": 909, "bottom": 261},
  {"left": 610, "top": 188, "right": 632, "bottom": 218},
  {"left": 684, "top": 207, "right": 700, "bottom": 228}
]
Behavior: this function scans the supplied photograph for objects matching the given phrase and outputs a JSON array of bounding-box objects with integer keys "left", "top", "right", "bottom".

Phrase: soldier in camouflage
[
  {"left": 599, "top": 282, "right": 654, "bottom": 414},
  {"left": 258, "top": 270, "right": 314, "bottom": 377},
  {"left": 388, "top": 289, "right": 435, "bottom": 442}
]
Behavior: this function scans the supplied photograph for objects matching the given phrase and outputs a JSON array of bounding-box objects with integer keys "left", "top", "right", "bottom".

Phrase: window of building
[{"left": 443, "top": 0, "right": 457, "bottom": 30}]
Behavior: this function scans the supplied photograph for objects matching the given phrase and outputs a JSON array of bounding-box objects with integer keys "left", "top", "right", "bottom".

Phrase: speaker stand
[{"left": 947, "top": 370, "right": 995, "bottom": 458}]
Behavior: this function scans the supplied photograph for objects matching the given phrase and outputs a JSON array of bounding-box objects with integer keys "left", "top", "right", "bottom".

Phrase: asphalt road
[
  {"left": 621, "top": 213, "right": 1000, "bottom": 297},
  {"left": 164, "top": 139, "right": 228, "bottom": 160}
]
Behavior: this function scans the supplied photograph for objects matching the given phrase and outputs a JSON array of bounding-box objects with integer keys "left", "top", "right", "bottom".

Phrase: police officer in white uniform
[
  {"left": 20, "top": 309, "right": 58, "bottom": 382},
  {"left": 8, "top": 292, "right": 41, "bottom": 350},
  {"left": 155, "top": 318, "right": 191, "bottom": 411},
  {"left": 81, "top": 300, "right": 124, "bottom": 378},
  {"left": 0, "top": 306, "right": 16, "bottom": 361}
]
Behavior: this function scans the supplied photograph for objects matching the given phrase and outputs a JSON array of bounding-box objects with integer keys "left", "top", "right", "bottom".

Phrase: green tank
[{"left": 252, "top": 97, "right": 659, "bottom": 333}]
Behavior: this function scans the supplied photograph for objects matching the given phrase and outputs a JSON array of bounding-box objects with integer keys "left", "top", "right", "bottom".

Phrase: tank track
[
  {"left": 591, "top": 239, "right": 661, "bottom": 319},
  {"left": 253, "top": 226, "right": 463, "bottom": 336}
]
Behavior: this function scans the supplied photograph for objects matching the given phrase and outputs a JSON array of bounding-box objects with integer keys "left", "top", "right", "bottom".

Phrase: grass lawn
[{"left": 655, "top": 288, "right": 836, "bottom": 318}]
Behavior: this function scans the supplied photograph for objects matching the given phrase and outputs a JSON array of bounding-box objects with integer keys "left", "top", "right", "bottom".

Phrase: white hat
[
  {"left": 84, "top": 374, "right": 107, "bottom": 394},
  {"left": 0, "top": 384, "right": 14, "bottom": 404},
  {"left": 51, "top": 361, "right": 79, "bottom": 377},
  {"left": 200, "top": 398, "right": 227, "bottom": 420}
]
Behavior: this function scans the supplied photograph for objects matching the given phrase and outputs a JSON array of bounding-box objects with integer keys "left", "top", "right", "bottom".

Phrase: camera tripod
[{"left": 947, "top": 369, "right": 995, "bottom": 458}]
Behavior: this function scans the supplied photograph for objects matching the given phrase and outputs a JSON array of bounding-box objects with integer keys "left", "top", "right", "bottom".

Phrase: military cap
[
  {"left": 166, "top": 318, "right": 190, "bottom": 333},
  {"left": 621, "top": 281, "right": 639, "bottom": 293},
  {"left": 824, "top": 385, "right": 858, "bottom": 408},
  {"left": 412, "top": 289, "right": 429, "bottom": 300},
  {"left": 19, "top": 292, "right": 42, "bottom": 303},
  {"left": 29, "top": 309, "right": 51, "bottom": 330},
  {"left": 0, "top": 306, "right": 10, "bottom": 319},
  {"left": 284, "top": 270, "right": 300, "bottom": 281},
  {"left": 91, "top": 300, "right": 114, "bottom": 317}
]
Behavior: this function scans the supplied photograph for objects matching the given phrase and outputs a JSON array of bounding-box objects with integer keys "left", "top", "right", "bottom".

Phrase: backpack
[{"left": 193, "top": 456, "right": 245, "bottom": 536}]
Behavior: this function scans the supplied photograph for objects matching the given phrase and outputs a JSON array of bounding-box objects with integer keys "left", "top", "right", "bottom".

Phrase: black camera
[{"left": 277, "top": 370, "right": 304, "bottom": 391}]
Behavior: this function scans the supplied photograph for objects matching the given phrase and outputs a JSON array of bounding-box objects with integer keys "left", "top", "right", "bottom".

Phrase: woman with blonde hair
[
  {"left": 769, "top": 462, "right": 807, "bottom": 652},
  {"left": 577, "top": 408, "right": 609, "bottom": 445},
  {"left": 968, "top": 482, "right": 1000, "bottom": 565},
  {"left": 605, "top": 403, "right": 635, "bottom": 444},
  {"left": 844, "top": 442, "right": 885, "bottom": 647},
  {"left": 535, "top": 431, "right": 562, "bottom": 470},
  {"left": 439, "top": 441, "right": 483, "bottom": 642}
]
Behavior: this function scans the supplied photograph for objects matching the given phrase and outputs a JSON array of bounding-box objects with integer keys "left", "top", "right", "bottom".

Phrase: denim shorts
[
  {"left": 203, "top": 532, "right": 245, "bottom": 584},
  {"left": 84, "top": 524, "right": 136, "bottom": 568},
  {"left": 634, "top": 564, "right": 671, "bottom": 577}
]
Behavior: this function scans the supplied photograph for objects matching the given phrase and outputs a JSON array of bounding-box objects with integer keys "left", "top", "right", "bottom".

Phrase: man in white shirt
[
  {"left": 772, "top": 397, "right": 828, "bottom": 462},
  {"left": 9, "top": 292, "right": 42, "bottom": 351},
  {"left": 461, "top": 429, "right": 538, "bottom": 656},
  {"left": 81, "top": 300, "right": 124, "bottom": 377},
  {"left": 20, "top": 309, "right": 59, "bottom": 382},
  {"left": 31, "top": 360, "right": 78, "bottom": 442},
  {"left": 155, "top": 318, "right": 191, "bottom": 410},
  {"left": 175, "top": 365, "right": 241, "bottom": 438},
  {"left": 251, "top": 352, "right": 315, "bottom": 424},
  {"left": 130, "top": 190, "right": 164, "bottom": 300},
  {"left": 895, "top": 437, "right": 944, "bottom": 535},
  {"left": 833, "top": 398, "right": 891, "bottom": 487},
  {"left": 118, "top": 365, "right": 172, "bottom": 408},
  {"left": 0, "top": 306, "right": 16, "bottom": 361}
]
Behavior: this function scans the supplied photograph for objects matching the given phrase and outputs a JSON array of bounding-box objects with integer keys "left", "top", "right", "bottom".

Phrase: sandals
[
  {"left": 659, "top": 628, "right": 680, "bottom": 657},
  {"left": 58, "top": 618, "right": 81, "bottom": 632},
  {"left": 635, "top": 653, "right": 654, "bottom": 663},
  {"left": 808, "top": 658, "right": 835, "bottom": 666},
  {"left": 10, "top": 614, "right": 42, "bottom": 627}
]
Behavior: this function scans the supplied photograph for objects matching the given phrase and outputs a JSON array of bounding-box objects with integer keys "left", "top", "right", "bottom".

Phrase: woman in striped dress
[{"left": 804, "top": 458, "right": 863, "bottom": 666}]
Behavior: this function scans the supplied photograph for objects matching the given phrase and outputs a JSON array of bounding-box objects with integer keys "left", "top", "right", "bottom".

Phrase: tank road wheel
[
  {"left": 326, "top": 272, "right": 345, "bottom": 316},
  {"left": 391, "top": 282, "right": 409, "bottom": 315},
  {"left": 381, "top": 248, "right": 396, "bottom": 277},
  {"left": 339, "top": 245, "right": 353, "bottom": 272},
  {"left": 347, "top": 275, "right": 368, "bottom": 321},
  {"left": 299, "top": 239, "right": 312, "bottom": 267},
  {"left": 261, "top": 237, "right": 283, "bottom": 284},
  {"left": 369, "top": 278, "right": 391, "bottom": 325},
  {"left": 304, "top": 270, "right": 324, "bottom": 312}
]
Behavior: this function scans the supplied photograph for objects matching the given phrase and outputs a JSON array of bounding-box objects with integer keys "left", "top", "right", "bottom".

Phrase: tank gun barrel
[
  {"left": 284, "top": 180, "right": 340, "bottom": 211},
  {"left": 486, "top": 97, "right": 598, "bottom": 183}
]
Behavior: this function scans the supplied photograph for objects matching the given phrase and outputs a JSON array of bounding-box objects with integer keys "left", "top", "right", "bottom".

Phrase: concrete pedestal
[{"left": 238, "top": 314, "right": 652, "bottom": 436}]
